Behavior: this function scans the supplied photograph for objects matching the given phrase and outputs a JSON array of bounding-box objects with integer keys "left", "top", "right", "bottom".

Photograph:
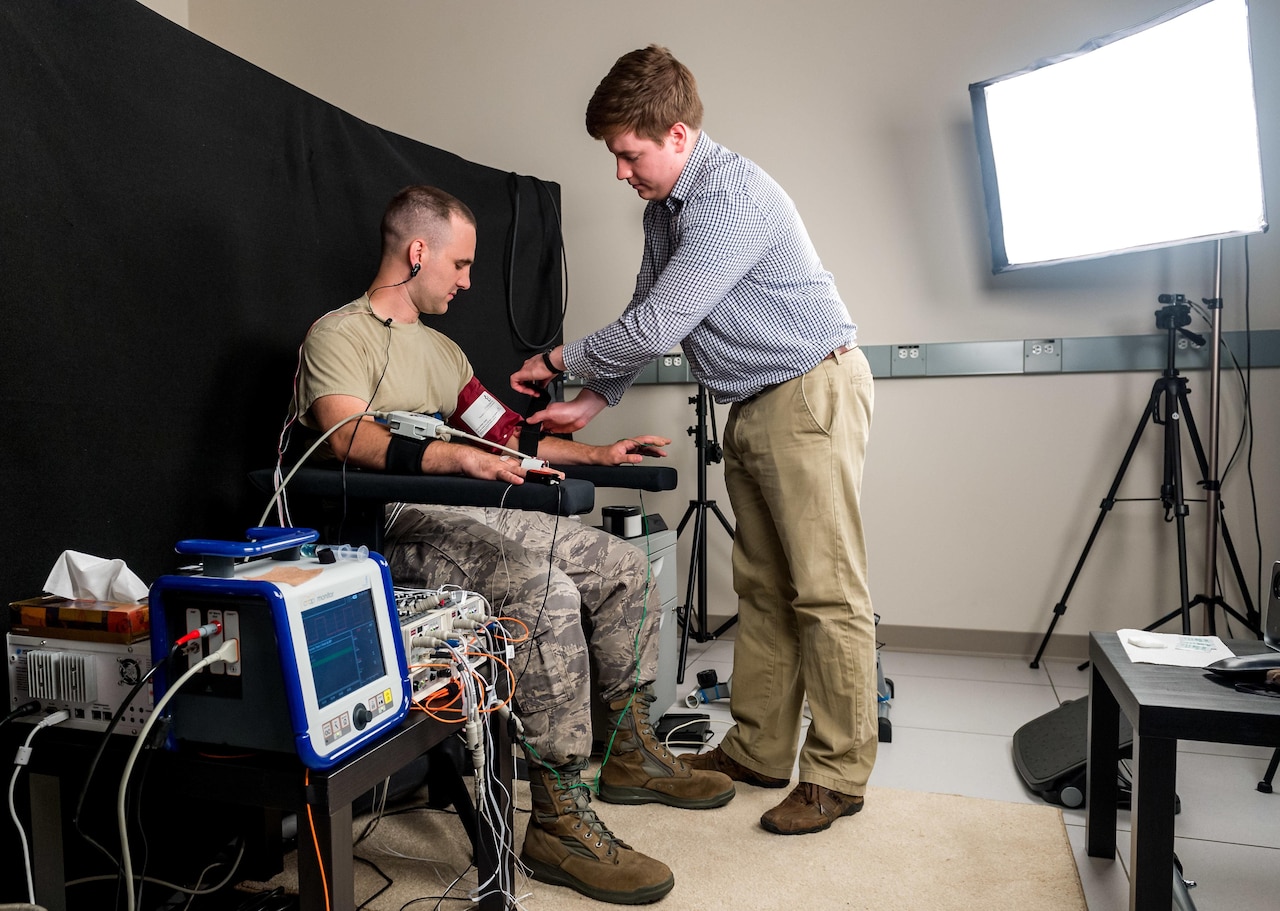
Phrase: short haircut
[
  {"left": 380, "top": 185, "right": 476, "bottom": 257},
  {"left": 585, "top": 44, "right": 703, "bottom": 143}
]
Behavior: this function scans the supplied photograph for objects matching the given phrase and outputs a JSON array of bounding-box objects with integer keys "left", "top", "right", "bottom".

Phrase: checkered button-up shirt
[{"left": 563, "top": 131, "right": 856, "bottom": 404}]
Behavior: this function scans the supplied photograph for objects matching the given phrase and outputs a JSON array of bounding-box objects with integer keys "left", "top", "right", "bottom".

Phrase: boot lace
[
  {"left": 548, "top": 766, "right": 626, "bottom": 852},
  {"left": 632, "top": 690, "right": 682, "bottom": 767}
]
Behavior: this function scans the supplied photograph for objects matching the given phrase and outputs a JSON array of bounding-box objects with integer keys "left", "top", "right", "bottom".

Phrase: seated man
[{"left": 291, "top": 185, "right": 734, "bottom": 905}]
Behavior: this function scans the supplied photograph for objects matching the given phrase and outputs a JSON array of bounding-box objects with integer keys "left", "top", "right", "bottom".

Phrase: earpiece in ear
[{"left": 410, "top": 262, "right": 421, "bottom": 277}]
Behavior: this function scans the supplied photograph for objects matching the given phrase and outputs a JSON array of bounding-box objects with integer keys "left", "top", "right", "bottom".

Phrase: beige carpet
[{"left": 241, "top": 780, "right": 1086, "bottom": 911}]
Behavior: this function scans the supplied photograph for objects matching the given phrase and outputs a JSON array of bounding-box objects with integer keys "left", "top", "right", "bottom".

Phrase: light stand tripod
[
  {"left": 1030, "top": 295, "right": 1260, "bottom": 669},
  {"left": 675, "top": 385, "right": 736, "bottom": 684},
  {"left": 1186, "top": 241, "right": 1261, "bottom": 639}
]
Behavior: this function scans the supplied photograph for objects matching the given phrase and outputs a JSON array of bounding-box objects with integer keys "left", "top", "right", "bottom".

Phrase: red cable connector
[{"left": 175, "top": 621, "right": 222, "bottom": 646}]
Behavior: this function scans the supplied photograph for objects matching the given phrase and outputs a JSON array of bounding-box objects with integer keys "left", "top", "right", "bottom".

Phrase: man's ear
[{"left": 669, "top": 122, "right": 692, "bottom": 152}]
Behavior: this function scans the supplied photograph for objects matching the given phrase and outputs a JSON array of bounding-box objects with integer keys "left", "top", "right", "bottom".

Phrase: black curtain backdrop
[{"left": 0, "top": 0, "right": 563, "bottom": 600}]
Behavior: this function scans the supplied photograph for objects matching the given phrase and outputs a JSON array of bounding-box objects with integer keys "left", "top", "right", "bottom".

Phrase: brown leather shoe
[
  {"left": 760, "top": 782, "right": 864, "bottom": 835},
  {"left": 675, "top": 746, "right": 789, "bottom": 789}
]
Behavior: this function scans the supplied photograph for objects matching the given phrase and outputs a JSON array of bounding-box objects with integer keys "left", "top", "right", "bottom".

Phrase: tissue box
[{"left": 8, "top": 595, "right": 150, "bottom": 644}]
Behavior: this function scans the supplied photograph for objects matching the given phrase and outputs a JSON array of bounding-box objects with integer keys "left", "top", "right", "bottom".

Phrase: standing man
[
  {"left": 295, "top": 185, "right": 734, "bottom": 904},
  {"left": 513, "top": 46, "right": 877, "bottom": 836}
]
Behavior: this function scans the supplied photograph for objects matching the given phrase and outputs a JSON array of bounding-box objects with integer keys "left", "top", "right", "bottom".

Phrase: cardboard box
[{"left": 8, "top": 595, "right": 150, "bottom": 644}]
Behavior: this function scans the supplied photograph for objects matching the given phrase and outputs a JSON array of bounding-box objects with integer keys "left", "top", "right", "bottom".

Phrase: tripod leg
[
  {"left": 676, "top": 506, "right": 704, "bottom": 684},
  {"left": 1161, "top": 378, "right": 1194, "bottom": 635},
  {"left": 709, "top": 502, "right": 735, "bottom": 540},
  {"left": 1257, "top": 748, "right": 1280, "bottom": 794},
  {"left": 675, "top": 500, "right": 698, "bottom": 537},
  {"left": 1031, "top": 382, "right": 1160, "bottom": 668},
  {"left": 1177, "top": 387, "right": 1261, "bottom": 633},
  {"left": 1214, "top": 516, "right": 1262, "bottom": 633}
]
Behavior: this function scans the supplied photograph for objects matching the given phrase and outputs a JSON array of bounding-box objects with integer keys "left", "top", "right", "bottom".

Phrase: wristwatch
[{"left": 541, "top": 350, "right": 563, "bottom": 376}]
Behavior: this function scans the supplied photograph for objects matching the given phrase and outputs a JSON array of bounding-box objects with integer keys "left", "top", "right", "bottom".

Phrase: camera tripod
[
  {"left": 1031, "top": 297, "right": 1260, "bottom": 668},
  {"left": 675, "top": 384, "right": 736, "bottom": 684}
]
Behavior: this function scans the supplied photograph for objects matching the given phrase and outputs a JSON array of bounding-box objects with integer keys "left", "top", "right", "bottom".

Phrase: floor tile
[
  {"left": 880, "top": 648, "right": 1059, "bottom": 686},
  {"left": 872, "top": 725, "right": 1039, "bottom": 804},
  {"left": 1171, "top": 751, "right": 1280, "bottom": 848},
  {"left": 1180, "top": 739, "right": 1278, "bottom": 762},
  {"left": 884, "top": 672, "right": 1063, "bottom": 737},
  {"left": 1167, "top": 836, "right": 1280, "bottom": 911},
  {"left": 1065, "top": 823, "right": 1131, "bottom": 911}
]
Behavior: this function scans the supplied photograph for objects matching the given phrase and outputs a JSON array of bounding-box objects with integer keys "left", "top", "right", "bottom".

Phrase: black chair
[{"left": 249, "top": 464, "right": 676, "bottom": 552}]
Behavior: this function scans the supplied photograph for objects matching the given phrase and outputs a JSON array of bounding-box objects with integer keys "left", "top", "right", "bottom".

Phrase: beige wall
[{"left": 150, "top": 0, "right": 1280, "bottom": 657}]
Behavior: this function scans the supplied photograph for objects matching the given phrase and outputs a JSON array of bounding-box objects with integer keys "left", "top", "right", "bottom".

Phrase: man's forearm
[{"left": 536, "top": 436, "right": 603, "bottom": 466}]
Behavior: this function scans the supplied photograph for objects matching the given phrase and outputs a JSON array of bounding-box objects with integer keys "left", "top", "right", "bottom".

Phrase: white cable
[
  {"left": 119, "top": 638, "right": 239, "bottom": 911},
  {"left": 9, "top": 710, "right": 71, "bottom": 904},
  {"left": 63, "top": 837, "right": 245, "bottom": 898},
  {"left": 257, "top": 410, "right": 383, "bottom": 527},
  {"left": 468, "top": 638, "right": 526, "bottom": 907},
  {"left": 387, "top": 411, "right": 537, "bottom": 464}
]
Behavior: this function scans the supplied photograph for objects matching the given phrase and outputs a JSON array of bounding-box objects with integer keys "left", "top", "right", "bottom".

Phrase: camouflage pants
[{"left": 383, "top": 505, "right": 661, "bottom": 767}]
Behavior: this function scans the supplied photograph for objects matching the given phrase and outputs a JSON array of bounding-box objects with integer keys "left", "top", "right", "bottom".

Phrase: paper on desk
[
  {"left": 43, "top": 550, "right": 149, "bottom": 603},
  {"left": 1116, "top": 629, "right": 1236, "bottom": 667}
]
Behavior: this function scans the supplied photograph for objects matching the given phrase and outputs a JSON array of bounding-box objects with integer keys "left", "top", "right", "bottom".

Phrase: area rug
[{"left": 240, "top": 781, "right": 1086, "bottom": 911}]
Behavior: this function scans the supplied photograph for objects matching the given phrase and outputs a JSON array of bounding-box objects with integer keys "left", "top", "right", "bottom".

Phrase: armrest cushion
[
  {"left": 250, "top": 467, "right": 595, "bottom": 515},
  {"left": 558, "top": 465, "right": 677, "bottom": 492}
]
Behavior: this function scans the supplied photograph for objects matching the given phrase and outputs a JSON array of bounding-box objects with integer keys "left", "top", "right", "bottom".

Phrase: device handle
[{"left": 174, "top": 527, "right": 319, "bottom": 577}]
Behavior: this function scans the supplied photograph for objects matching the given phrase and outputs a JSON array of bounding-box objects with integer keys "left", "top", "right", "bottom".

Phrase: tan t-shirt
[{"left": 296, "top": 295, "right": 473, "bottom": 443}]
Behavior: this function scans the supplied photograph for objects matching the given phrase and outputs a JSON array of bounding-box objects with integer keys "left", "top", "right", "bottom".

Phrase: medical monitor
[{"left": 151, "top": 534, "right": 409, "bottom": 770}]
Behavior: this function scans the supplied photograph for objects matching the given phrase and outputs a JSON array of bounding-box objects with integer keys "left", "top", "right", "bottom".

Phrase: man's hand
[
  {"left": 527, "top": 390, "right": 608, "bottom": 434},
  {"left": 594, "top": 435, "right": 671, "bottom": 465},
  {"left": 441, "top": 442, "right": 563, "bottom": 484},
  {"left": 533, "top": 429, "right": 668, "bottom": 468},
  {"left": 511, "top": 349, "right": 560, "bottom": 396}
]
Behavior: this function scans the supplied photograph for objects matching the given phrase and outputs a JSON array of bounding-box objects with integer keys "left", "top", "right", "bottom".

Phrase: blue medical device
[{"left": 149, "top": 527, "right": 409, "bottom": 769}]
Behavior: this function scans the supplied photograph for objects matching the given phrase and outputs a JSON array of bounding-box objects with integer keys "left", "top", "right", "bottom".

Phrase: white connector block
[{"left": 388, "top": 411, "right": 449, "bottom": 441}]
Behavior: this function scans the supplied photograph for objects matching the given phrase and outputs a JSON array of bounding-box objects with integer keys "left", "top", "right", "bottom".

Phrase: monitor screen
[
  {"left": 969, "top": 0, "right": 1267, "bottom": 272},
  {"left": 302, "top": 588, "right": 388, "bottom": 709}
]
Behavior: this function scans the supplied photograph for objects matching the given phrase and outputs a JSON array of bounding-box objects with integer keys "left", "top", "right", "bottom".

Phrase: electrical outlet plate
[
  {"left": 1024, "top": 339, "right": 1063, "bottom": 373},
  {"left": 890, "top": 344, "right": 926, "bottom": 377},
  {"left": 657, "top": 352, "right": 688, "bottom": 384}
]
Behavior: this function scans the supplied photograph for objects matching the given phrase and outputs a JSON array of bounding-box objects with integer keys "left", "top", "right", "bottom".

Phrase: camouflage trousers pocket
[{"left": 513, "top": 621, "right": 584, "bottom": 718}]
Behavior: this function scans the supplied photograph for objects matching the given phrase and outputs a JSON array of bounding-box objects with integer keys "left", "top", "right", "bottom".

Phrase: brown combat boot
[
  {"left": 598, "top": 688, "right": 735, "bottom": 809},
  {"left": 520, "top": 761, "right": 675, "bottom": 904}
]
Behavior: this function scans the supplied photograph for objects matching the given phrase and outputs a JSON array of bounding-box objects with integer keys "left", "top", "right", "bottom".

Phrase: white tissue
[{"left": 43, "top": 550, "right": 149, "bottom": 603}]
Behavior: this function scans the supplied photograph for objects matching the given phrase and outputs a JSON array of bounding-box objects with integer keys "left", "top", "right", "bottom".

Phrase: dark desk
[
  {"left": 1086, "top": 632, "right": 1280, "bottom": 911},
  {"left": 29, "top": 701, "right": 514, "bottom": 911}
]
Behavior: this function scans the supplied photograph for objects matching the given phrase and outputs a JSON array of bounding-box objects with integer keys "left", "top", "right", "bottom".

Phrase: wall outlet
[
  {"left": 1024, "top": 339, "right": 1063, "bottom": 373},
  {"left": 657, "top": 351, "right": 689, "bottom": 384},
  {"left": 890, "top": 344, "right": 926, "bottom": 377}
]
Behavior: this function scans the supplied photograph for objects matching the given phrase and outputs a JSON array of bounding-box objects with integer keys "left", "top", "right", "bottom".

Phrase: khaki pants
[{"left": 719, "top": 347, "right": 878, "bottom": 795}]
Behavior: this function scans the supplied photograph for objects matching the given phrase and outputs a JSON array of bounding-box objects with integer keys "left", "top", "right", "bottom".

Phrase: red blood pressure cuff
[{"left": 447, "top": 376, "right": 522, "bottom": 450}]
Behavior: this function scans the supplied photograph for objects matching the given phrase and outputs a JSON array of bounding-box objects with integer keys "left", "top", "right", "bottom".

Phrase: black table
[
  {"left": 1086, "top": 632, "right": 1280, "bottom": 911},
  {"left": 28, "top": 695, "right": 514, "bottom": 911}
]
